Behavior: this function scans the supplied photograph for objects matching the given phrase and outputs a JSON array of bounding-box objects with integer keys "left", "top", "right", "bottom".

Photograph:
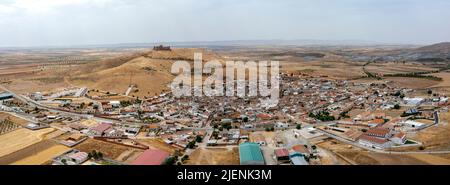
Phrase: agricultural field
[
  {"left": 282, "top": 60, "right": 366, "bottom": 79},
  {"left": 0, "top": 118, "right": 21, "bottom": 135},
  {"left": 185, "top": 147, "right": 240, "bottom": 165},
  {"left": 74, "top": 138, "right": 143, "bottom": 159},
  {"left": 365, "top": 62, "right": 438, "bottom": 75},
  {"left": 0, "top": 128, "right": 56, "bottom": 157},
  {"left": 11, "top": 144, "right": 70, "bottom": 165},
  {"left": 410, "top": 112, "right": 450, "bottom": 151}
]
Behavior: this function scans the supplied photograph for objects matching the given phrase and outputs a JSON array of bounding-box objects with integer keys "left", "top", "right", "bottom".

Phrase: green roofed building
[{"left": 239, "top": 142, "right": 265, "bottom": 165}]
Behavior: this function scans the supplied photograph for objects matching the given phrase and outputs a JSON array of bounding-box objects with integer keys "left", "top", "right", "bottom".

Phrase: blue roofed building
[
  {"left": 239, "top": 142, "right": 265, "bottom": 165},
  {"left": 290, "top": 152, "right": 309, "bottom": 165}
]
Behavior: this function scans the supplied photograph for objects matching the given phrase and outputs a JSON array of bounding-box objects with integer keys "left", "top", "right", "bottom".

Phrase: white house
[
  {"left": 402, "top": 120, "right": 426, "bottom": 130},
  {"left": 358, "top": 135, "right": 392, "bottom": 149},
  {"left": 109, "top": 101, "right": 121, "bottom": 108},
  {"left": 391, "top": 132, "right": 407, "bottom": 145},
  {"left": 403, "top": 97, "right": 424, "bottom": 106}
]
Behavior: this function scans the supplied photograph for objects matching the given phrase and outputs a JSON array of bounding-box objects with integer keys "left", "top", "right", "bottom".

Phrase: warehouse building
[
  {"left": 0, "top": 92, "right": 13, "bottom": 101},
  {"left": 239, "top": 142, "right": 265, "bottom": 165}
]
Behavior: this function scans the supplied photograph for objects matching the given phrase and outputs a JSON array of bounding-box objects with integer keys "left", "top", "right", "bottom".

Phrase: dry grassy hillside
[
  {"left": 68, "top": 48, "right": 223, "bottom": 98},
  {"left": 148, "top": 48, "right": 222, "bottom": 61}
]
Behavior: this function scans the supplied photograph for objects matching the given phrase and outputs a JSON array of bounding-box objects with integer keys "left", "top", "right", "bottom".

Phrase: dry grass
[
  {"left": 0, "top": 112, "right": 29, "bottom": 126},
  {"left": 432, "top": 72, "right": 450, "bottom": 88},
  {"left": 115, "top": 149, "right": 143, "bottom": 164},
  {"left": 365, "top": 62, "right": 437, "bottom": 75},
  {"left": 79, "top": 119, "right": 99, "bottom": 127},
  {"left": 0, "top": 128, "right": 56, "bottom": 157},
  {"left": 412, "top": 112, "right": 450, "bottom": 150},
  {"left": 0, "top": 140, "right": 55, "bottom": 164},
  {"left": 318, "top": 139, "right": 450, "bottom": 165},
  {"left": 74, "top": 138, "right": 142, "bottom": 159},
  {"left": 337, "top": 151, "right": 450, "bottom": 165},
  {"left": 408, "top": 154, "right": 450, "bottom": 165},
  {"left": 137, "top": 138, "right": 177, "bottom": 154},
  {"left": 186, "top": 147, "right": 239, "bottom": 165},
  {"left": 11, "top": 144, "right": 70, "bottom": 165},
  {"left": 385, "top": 77, "right": 439, "bottom": 89},
  {"left": 69, "top": 57, "right": 175, "bottom": 98},
  {"left": 282, "top": 61, "right": 365, "bottom": 79},
  {"left": 67, "top": 48, "right": 222, "bottom": 98}
]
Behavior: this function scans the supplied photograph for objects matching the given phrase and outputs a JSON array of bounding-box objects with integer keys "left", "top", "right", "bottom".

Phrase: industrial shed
[
  {"left": 239, "top": 142, "right": 265, "bottom": 165},
  {"left": 0, "top": 92, "right": 13, "bottom": 100}
]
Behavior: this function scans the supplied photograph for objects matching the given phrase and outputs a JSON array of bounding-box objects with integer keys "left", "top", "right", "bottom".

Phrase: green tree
[
  {"left": 195, "top": 135, "right": 203, "bottom": 143},
  {"left": 182, "top": 155, "right": 189, "bottom": 161},
  {"left": 243, "top": 117, "right": 249, "bottom": 122},
  {"left": 186, "top": 141, "right": 196, "bottom": 149},
  {"left": 163, "top": 157, "right": 176, "bottom": 165}
]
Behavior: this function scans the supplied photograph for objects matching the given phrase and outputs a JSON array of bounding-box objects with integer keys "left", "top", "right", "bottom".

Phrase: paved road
[
  {"left": 0, "top": 84, "right": 119, "bottom": 124},
  {"left": 1, "top": 111, "right": 68, "bottom": 131}
]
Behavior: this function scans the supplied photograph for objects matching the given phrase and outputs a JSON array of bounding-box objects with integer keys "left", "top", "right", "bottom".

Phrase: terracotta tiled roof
[
  {"left": 393, "top": 132, "right": 406, "bottom": 139},
  {"left": 366, "top": 128, "right": 390, "bottom": 136},
  {"left": 274, "top": 149, "right": 289, "bottom": 157}
]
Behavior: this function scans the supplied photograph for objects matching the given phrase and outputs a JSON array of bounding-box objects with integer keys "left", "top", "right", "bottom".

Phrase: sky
[{"left": 0, "top": 0, "right": 449, "bottom": 47}]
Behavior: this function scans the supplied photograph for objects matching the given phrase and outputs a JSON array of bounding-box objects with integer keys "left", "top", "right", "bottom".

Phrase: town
[{"left": 1, "top": 60, "right": 448, "bottom": 165}]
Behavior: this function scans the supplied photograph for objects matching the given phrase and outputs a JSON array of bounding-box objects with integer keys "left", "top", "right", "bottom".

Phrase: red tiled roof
[
  {"left": 91, "top": 123, "right": 112, "bottom": 133},
  {"left": 292, "top": 145, "right": 310, "bottom": 154},
  {"left": 369, "top": 119, "right": 385, "bottom": 125},
  {"left": 256, "top": 113, "right": 272, "bottom": 119},
  {"left": 131, "top": 149, "right": 170, "bottom": 165},
  {"left": 393, "top": 132, "right": 406, "bottom": 139},
  {"left": 366, "top": 128, "right": 390, "bottom": 136},
  {"left": 274, "top": 149, "right": 289, "bottom": 157}
]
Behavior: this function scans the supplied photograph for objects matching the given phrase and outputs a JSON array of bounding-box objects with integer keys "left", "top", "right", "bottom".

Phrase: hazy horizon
[{"left": 1, "top": 0, "right": 449, "bottom": 47}]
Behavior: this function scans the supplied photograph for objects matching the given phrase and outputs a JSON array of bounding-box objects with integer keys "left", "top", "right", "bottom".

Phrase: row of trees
[
  {"left": 383, "top": 73, "right": 443, "bottom": 81},
  {"left": 309, "top": 111, "right": 335, "bottom": 121}
]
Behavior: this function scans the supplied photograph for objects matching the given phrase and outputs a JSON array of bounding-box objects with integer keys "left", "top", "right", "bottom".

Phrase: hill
[
  {"left": 68, "top": 48, "right": 223, "bottom": 98},
  {"left": 415, "top": 42, "right": 450, "bottom": 53}
]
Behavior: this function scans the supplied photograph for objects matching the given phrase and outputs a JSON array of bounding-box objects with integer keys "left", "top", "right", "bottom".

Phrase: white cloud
[
  {"left": 0, "top": 4, "right": 15, "bottom": 14},
  {"left": 0, "top": 0, "right": 114, "bottom": 14}
]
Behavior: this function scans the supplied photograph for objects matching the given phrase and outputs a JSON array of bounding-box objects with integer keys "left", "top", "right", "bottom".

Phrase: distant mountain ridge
[
  {"left": 404, "top": 42, "right": 450, "bottom": 62},
  {"left": 344, "top": 42, "right": 450, "bottom": 62},
  {"left": 415, "top": 42, "right": 450, "bottom": 53}
]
